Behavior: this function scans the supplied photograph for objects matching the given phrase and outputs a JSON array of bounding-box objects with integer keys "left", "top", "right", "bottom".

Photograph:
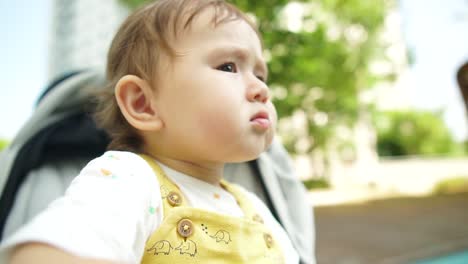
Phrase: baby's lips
[
  {"left": 250, "top": 111, "right": 271, "bottom": 129},
  {"left": 250, "top": 111, "right": 269, "bottom": 122}
]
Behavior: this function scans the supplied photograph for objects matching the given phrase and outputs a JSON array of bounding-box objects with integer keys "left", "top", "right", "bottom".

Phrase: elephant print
[
  {"left": 146, "top": 240, "right": 173, "bottom": 255},
  {"left": 210, "top": 230, "right": 232, "bottom": 244},
  {"left": 160, "top": 185, "right": 170, "bottom": 198},
  {"left": 175, "top": 239, "right": 197, "bottom": 257}
]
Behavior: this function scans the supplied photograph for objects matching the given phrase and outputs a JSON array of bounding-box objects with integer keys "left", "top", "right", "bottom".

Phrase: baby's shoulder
[
  {"left": 75, "top": 151, "right": 160, "bottom": 199},
  {"left": 83, "top": 151, "right": 154, "bottom": 176}
]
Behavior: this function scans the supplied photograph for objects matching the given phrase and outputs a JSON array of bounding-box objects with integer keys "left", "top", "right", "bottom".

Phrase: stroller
[{"left": 0, "top": 69, "right": 315, "bottom": 264}]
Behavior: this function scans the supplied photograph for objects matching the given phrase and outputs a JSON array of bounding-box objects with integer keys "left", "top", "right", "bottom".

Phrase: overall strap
[
  {"left": 220, "top": 180, "right": 265, "bottom": 224},
  {"left": 139, "top": 154, "right": 188, "bottom": 215}
]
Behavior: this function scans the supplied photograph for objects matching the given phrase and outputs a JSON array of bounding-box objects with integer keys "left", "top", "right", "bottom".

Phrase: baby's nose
[{"left": 247, "top": 79, "right": 269, "bottom": 103}]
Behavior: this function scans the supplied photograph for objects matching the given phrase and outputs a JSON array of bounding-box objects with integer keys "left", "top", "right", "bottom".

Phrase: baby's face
[{"left": 152, "top": 9, "right": 276, "bottom": 163}]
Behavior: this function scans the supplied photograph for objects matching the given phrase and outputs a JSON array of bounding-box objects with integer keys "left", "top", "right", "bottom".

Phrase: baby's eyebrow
[{"left": 209, "top": 45, "right": 268, "bottom": 78}]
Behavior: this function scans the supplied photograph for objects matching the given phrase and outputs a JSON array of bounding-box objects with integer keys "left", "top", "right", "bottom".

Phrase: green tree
[
  {"left": 119, "top": 0, "right": 394, "bottom": 175},
  {"left": 0, "top": 138, "right": 9, "bottom": 151},
  {"left": 374, "top": 110, "right": 463, "bottom": 156}
]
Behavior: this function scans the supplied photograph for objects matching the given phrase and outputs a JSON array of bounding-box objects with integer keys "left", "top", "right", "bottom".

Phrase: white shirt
[{"left": 0, "top": 151, "right": 298, "bottom": 263}]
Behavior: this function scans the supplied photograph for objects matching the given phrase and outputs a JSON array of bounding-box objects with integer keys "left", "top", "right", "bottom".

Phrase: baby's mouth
[{"left": 250, "top": 112, "right": 270, "bottom": 129}]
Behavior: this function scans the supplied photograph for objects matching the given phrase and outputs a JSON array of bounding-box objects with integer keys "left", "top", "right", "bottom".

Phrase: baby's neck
[{"left": 153, "top": 156, "right": 224, "bottom": 186}]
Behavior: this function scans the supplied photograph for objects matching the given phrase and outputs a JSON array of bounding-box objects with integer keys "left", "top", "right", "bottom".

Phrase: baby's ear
[{"left": 115, "top": 75, "right": 163, "bottom": 131}]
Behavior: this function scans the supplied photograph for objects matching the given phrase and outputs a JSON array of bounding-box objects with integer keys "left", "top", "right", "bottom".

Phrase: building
[{"left": 48, "top": 0, "right": 129, "bottom": 80}]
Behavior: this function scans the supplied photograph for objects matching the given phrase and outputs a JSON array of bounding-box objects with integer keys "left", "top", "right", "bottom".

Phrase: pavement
[{"left": 313, "top": 191, "right": 468, "bottom": 264}]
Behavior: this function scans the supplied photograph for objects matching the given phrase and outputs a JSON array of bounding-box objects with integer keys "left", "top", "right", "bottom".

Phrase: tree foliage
[
  {"left": 119, "top": 0, "right": 394, "bottom": 157},
  {"left": 0, "top": 138, "right": 9, "bottom": 151},
  {"left": 374, "top": 110, "right": 463, "bottom": 156}
]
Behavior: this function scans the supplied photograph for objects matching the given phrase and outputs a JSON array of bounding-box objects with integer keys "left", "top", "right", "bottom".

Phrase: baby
[{"left": 2, "top": 0, "right": 299, "bottom": 263}]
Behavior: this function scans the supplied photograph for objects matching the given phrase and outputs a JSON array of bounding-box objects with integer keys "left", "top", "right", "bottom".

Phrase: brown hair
[{"left": 93, "top": 0, "right": 260, "bottom": 152}]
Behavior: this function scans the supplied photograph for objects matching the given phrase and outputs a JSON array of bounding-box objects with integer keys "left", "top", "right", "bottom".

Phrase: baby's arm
[
  {"left": 1, "top": 151, "right": 162, "bottom": 263},
  {"left": 10, "top": 243, "right": 116, "bottom": 264}
]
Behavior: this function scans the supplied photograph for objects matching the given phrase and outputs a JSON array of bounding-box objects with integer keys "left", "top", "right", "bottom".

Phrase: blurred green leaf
[
  {"left": 433, "top": 177, "right": 468, "bottom": 195},
  {"left": 0, "top": 138, "right": 9, "bottom": 151},
  {"left": 302, "top": 177, "right": 330, "bottom": 190},
  {"left": 374, "top": 110, "right": 464, "bottom": 156}
]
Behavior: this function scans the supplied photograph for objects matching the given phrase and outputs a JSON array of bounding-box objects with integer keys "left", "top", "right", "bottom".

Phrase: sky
[
  {"left": 0, "top": 0, "right": 467, "bottom": 141},
  {"left": 399, "top": 0, "right": 468, "bottom": 141},
  {"left": 0, "top": 0, "right": 51, "bottom": 139}
]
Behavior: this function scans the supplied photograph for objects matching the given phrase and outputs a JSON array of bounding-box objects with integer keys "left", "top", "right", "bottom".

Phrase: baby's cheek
[
  {"left": 266, "top": 126, "right": 275, "bottom": 148},
  {"left": 198, "top": 112, "right": 238, "bottom": 141},
  {"left": 268, "top": 102, "right": 278, "bottom": 130},
  {"left": 266, "top": 103, "right": 277, "bottom": 148}
]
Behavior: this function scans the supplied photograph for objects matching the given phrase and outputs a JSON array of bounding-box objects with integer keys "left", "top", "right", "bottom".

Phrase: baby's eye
[{"left": 217, "top": 62, "right": 237, "bottom": 73}]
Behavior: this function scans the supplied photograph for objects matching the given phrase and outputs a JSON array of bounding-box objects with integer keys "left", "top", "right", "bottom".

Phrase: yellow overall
[{"left": 139, "top": 155, "right": 284, "bottom": 264}]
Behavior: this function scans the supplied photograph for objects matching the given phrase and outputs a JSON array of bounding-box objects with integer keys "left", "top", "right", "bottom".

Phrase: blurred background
[{"left": 1, "top": 0, "right": 468, "bottom": 263}]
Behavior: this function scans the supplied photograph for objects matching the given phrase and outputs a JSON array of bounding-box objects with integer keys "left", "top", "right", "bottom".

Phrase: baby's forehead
[{"left": 168, "top": 1, "right": 261, "bottom": 41}]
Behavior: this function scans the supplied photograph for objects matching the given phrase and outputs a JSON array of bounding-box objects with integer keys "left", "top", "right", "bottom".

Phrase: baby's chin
[
  {"left": 228, "top": 140, "right": 274, "bottom": 163},
  {"left": 226, "top": 155, "right": 262, "bottom": 164}
]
